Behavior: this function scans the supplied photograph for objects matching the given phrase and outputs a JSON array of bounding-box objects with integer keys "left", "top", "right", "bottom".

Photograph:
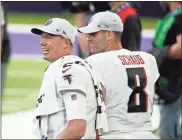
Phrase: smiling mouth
[
  {"left": 42, "top": 48, "right": 49, "bottom": 55},
  {"left": 89, "top": 42, "right": 94, "bottom": 48}
]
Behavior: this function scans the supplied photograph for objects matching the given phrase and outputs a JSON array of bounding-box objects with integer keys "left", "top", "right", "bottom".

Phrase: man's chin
[
  {"left": 90, "top": 48, "right": 95, "bottom": 54},
  {"left": 91, "top": 49, "right": 101, "bottom": 54},
  {"left": 43, "top": 56, "right": 49, "bottom": 62}
]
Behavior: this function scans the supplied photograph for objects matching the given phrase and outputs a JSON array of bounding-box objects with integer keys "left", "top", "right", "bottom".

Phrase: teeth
[
  {"left": 42, "top": 48, "right": 49, "bottom": 54},
  {"left": 42, "top": 48, "right": 49, "bottom": 51}
]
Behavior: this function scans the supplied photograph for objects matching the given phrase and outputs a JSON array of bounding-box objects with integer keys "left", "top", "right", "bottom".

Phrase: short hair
[{"left": 113, "top": 31, "right": 122, "bottom": 41}]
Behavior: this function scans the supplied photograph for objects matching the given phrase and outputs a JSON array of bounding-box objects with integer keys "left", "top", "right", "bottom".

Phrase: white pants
[{"left": 100, "top": 131, "right": 159, "bottom": 139}]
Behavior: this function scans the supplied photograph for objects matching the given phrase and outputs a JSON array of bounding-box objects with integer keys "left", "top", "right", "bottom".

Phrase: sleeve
[
  {"left": 1, "top": 4, "right": 5, "bottom": 26},
  {"left": 175, "top": 13, "right": 182, "bottom": 35},
  {"left": 121, "top": 16, "right": 141, "bottom": 51},
  {"left": 56, "top": 64, "right": 89, "bottom": 120},
  {"left": 147, "top": 47, "right": 170, "bottom": 68},
  {"left": 62, "top": 91, "right": 87, "bottom": 121},
  {"left": 56, "top": 64, "right": 88, "bottom": 94}
]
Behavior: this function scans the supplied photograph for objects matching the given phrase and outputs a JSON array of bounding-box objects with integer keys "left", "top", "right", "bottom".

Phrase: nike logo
[{"left": 62, "top": 67, "right": 71, "bottom": 73}]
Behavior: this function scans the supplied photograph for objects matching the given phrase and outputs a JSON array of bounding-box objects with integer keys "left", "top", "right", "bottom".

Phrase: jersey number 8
[{"left": 126, "top": 67, "right": 148, "bottom": 113}]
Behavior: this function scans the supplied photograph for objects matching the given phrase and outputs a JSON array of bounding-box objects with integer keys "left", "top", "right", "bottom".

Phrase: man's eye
[
  {"left": 92, "top": 33, "right": 96, "bottom": 36},
  {"left": 45, "top": 34, "right": 56, "bottom": 39},
  {"left": 46, "top": 36, "right": 52, "bottom": 39},
  {"left": 90, "top": 33, "right": 97, "bottom": 36}
]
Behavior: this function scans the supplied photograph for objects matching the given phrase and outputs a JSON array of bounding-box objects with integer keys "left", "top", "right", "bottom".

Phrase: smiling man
[{"left": 31, "top": 18, "right": 107, "bottom": 139}]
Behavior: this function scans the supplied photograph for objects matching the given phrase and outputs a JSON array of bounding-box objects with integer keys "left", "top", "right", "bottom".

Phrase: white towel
[{"left": 83, "top": 60, "right": 108, "bottom": 134}]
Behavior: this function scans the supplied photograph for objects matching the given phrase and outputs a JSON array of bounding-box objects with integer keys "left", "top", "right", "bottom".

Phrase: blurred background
[{"left": 2, "top": 1, "right": 179, "bottom": 139}]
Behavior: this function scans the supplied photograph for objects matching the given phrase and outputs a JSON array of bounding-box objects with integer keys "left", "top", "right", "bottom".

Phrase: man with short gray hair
[{"left": 78, "top": 11, "right": 159, "bottom": 139}]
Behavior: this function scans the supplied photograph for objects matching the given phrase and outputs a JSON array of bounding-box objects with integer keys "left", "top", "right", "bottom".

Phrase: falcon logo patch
[{"left": 63, "top": 74, "right": 72, "bottom": 84}]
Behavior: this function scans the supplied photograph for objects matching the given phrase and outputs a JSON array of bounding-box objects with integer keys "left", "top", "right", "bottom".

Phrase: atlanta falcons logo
[{"left": 63, "top": 74, "right": 72, "bottom": 84}]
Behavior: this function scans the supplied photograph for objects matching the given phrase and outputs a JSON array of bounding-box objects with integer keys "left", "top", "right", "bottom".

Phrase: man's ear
[
  {"left": 107, "top": 31, "right": 114, "bottom": 41},
  {"left": 64, "top": 39, "right": 72, "bottom": 49}
]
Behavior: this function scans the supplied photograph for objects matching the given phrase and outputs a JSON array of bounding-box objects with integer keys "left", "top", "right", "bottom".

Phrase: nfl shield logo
[
  {"left": 44, "top": 19, "right": 52, "bottom": 26},
  {"left": 71, "top": 94, "right": 77, "bottom": 101}
]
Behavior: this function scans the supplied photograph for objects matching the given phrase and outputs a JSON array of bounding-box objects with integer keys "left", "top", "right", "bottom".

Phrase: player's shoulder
[
  {"left": 134, "top": 51, "right": 159, "bottom": 71},
  {"left": 47, "top": 55, "right": 87, "bottom": 75},
  {"left": 86, "top": 52, "right": 110, "bottom": 62},
  {"left": 132, "top": 51, "right": 156, "bottom": 62},
  {"left": 59, "top": 55, "right": 90, "bottom": 76},
  {"left": 56, "top": 55, "right": 84, "bottom": 65},
  {"left": 51, "top": 55, "right": 83, "bottom": 68},
  {"left": 86, "top": 51, "right": 119, "bottom": 64}
]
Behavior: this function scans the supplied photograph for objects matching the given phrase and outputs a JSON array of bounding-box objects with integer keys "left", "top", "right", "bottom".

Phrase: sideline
[{"left": 2, "top": 105, "right": 160, "bottom": 139}]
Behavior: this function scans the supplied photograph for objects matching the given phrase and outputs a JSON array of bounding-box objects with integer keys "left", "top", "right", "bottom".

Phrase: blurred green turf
[
  {"left": 7, "top": 12, "right": 75, "bottom": 25},
  {"left": 140, "top": 17, "right": 158, "bottom": 29},
  {"left": 2, "top": 59, "right": 49, "bottom": 114},
  {"left": 7, "top": 12, "right": 158, "bottom": 29}
]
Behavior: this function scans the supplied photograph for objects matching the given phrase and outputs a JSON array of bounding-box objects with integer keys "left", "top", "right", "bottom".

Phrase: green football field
[
  {"left": 2, "top": 59, "right": 49, "bottom": 114},
  {"left": 2, "top": 12, "right": 158, "bottom": 114}
]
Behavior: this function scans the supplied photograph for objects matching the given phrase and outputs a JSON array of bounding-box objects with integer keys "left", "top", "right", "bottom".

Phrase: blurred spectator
[
  {"left": 62, "top": 2, "right": 89, "bottom": 27},
  {"left": 148, "top": 2, "right": 182, "bottom": 139},
  {"left": 110, "top": 1, "right": 141, "bottom": 51},
  {"left": 64, "top": 2, "right": 110, "bottom": 27},
  {"left": 1, "top": 3, "right": 10, "bottom": 97},
  {"left": 1, "top": 4, "right": 4, "bottom": 47},
  {"left": 62, "top": 2, "right": 110, "bottom": 58}
]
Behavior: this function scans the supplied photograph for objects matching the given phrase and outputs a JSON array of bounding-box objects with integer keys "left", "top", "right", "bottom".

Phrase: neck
[
  {"left": 64, "top": 47, "right": 73, "bottom": 56},
  {"left": 106, "top": 41, "right": 122, "bottom": 52},
  {"left": 67, "top": 51, "right": 72, "bottom": 55}
]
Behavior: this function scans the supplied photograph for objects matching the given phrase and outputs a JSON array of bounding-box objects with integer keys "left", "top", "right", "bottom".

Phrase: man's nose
[
  {"left": 40, "top": 38, "right": 46, "bottom": 47},
  {"left": 87, "top": 35, "right": 93, "bottom": 41}
]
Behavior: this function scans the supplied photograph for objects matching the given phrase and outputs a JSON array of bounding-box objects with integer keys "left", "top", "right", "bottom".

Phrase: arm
[
  {"left": 155, "top": 77, "right": 181, "bottom": 102},
  {"left": 167, "top": 13, "right": 182, "bottom": 59},
  {"left": 148, "top": 34, "right": 181, "bottom": 67},
  {"left": 75, "top": 12, "right": 85, "bottom": 28},
  {"left": 55, "top": 64, "right": 89, "bottom": 139},
  {"left": 56, "top": 119, "right": 86, "bottom": 139},
  {"left": 167, "top": 34, "right": 182, "bottom": 59},
  {"left": 55, "top": 91, "right": 86, "bottom": 139}
]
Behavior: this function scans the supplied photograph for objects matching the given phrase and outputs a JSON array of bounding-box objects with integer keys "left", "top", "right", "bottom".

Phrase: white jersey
[
  {"left": 86, "top": 49, "right": 160, "bottom": 132},
  {"left": 36, "top": 55, "right": 97, "bottom": 139}
]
